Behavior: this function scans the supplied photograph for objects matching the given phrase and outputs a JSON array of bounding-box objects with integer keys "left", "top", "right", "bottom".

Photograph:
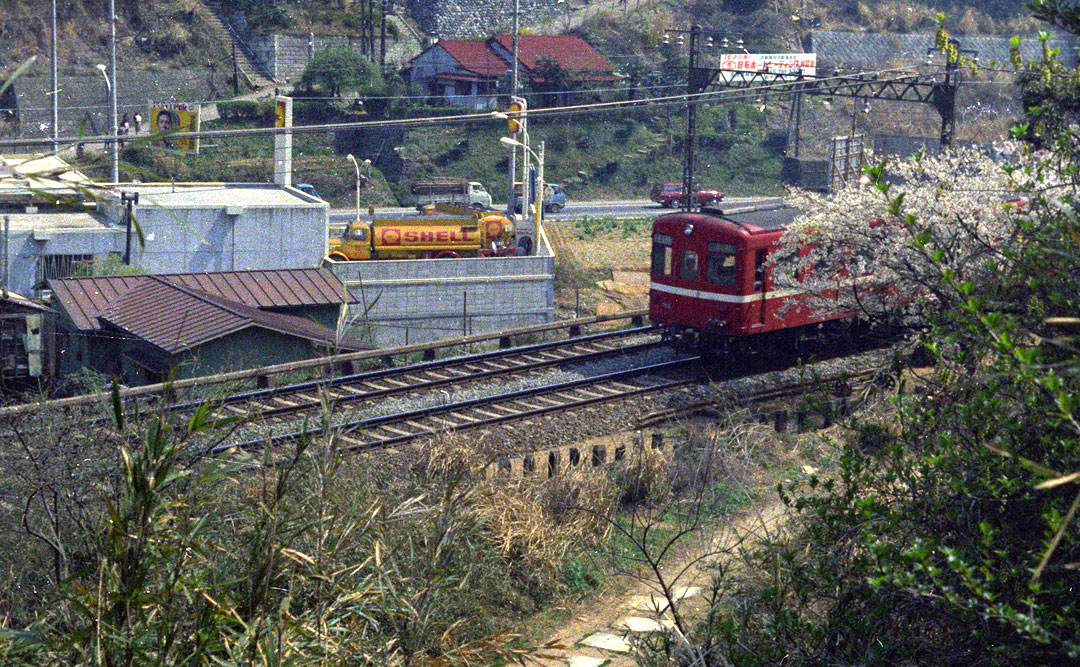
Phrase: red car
[{"left": 650, "top": 182, "right": 723, "bottom": 208}]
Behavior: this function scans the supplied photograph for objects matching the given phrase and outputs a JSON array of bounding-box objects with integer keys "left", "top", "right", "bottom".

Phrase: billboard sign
[
  {"left": 717, "top": 53, "right": 816, "bottom": 83},
  {"left": 149, "top": 101, "right": 200, "bottom": 152}
]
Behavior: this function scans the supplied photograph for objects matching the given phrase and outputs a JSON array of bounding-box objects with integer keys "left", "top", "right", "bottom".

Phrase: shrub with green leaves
[{"left": 659, "top": 19, "right": 1080, "bottom": 666}]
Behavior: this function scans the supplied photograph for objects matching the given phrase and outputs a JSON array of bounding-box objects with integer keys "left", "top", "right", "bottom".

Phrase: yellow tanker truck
[{"left": 327, "top": 204, "right": 516, "bottom": 261}]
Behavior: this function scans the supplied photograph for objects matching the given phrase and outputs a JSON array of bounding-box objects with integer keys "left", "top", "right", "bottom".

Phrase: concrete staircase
[{"left": 195, "top": 0, "right": 277, "bottom": 90}]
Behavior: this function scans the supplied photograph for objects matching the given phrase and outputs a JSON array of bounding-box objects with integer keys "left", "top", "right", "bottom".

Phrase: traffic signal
[{"left": 507, "top": 97, "right": 525, "bottom": 134}]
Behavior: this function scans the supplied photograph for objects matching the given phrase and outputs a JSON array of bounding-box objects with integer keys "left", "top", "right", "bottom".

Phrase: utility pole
[
  {"left": 681, "top": 24, "right": 700, "bottom": 213},
  {"left": 108, "top": 0, "right": 118, "bottom": 182},
  {"left": 506, "top": 0, "right": 520, "bottom": 220},
  {"left": 380, "top": 0, "right": 388, "bottom": 68},
  {"left": 51, "top": 0, "right": 58, "bottom": 154},
  {"left": 122, "top": 191, "right": 138, "bottom": 265}
]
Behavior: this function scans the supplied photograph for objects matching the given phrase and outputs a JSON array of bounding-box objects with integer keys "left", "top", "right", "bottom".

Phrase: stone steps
[
  {"left": 197, "top": 0, "right": 277, "bottom": 89},
  {"left": 527, "top": 586, "right": 705, "bottom": 666}
]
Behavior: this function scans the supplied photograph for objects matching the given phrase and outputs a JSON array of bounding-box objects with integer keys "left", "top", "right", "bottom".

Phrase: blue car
[{"left": 514, "top": 182, "right": 567, "bottom": 213}]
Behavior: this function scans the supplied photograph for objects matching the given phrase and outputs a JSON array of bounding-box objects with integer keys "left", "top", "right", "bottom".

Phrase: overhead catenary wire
[{"left": 0, "top": 66, "right": 953, "bottom": 151}]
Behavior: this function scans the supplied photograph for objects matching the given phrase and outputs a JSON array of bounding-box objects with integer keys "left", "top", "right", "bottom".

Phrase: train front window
[
  {"left": 705, "top": 241, "right": 737, "bottom": 286},
  {"left": 651, "top": 233, "right": 673, "bottom": 276},
  {"left": 679, "top": 250, "right": 698, "bottom": 280}
]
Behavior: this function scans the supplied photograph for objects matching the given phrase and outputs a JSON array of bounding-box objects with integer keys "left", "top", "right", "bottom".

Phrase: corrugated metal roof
[
  {"left": 97, "top": 277, "right": 367, "bottom": 353},
  {"left": 1, "top": 292, "right": 53, "bottom": 313},
  {"left": 50, "top": 268, "right": 354, "bottom": 331},
  {"left": 0, "top": 154, "right": 100, "bottom": 206}
]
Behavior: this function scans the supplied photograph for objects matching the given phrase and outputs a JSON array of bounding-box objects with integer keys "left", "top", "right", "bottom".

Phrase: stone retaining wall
[
  {"left": 404, "top": 0, "right": 561, "bottom": 38},
  {"left": 480, "top": 396, "right": 850, "bottom": 481}
]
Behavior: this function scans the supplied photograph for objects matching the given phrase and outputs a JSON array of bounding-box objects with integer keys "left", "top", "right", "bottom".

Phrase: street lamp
[
  {"left": 346, "top": 154, "right": 371, "bottom": 223},
  {"left": 500, "top": 135, "right": 543, "bottom": 252},
  {"left": 493, "top": 107, "right": 530, "bottom": 214},
  {"left": 95, "top": 63, "right": 118, "bottom": 183}
]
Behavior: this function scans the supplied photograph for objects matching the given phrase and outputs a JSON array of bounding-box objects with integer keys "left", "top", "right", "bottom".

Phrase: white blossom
[{"left": 774, "top": 146, "right": 1077, "bottom": 326}]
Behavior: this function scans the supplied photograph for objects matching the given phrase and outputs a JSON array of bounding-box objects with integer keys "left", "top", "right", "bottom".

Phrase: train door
[{"left": 755, "top": 250, "right": 767, "bottom": 326}]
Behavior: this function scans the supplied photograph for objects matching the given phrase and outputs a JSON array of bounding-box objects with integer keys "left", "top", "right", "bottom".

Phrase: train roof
[
  {"left": 719, "top": 204, "right": 799, "bottom": 232},
  {"left": 655, "top": 204, "right": 800, "bottom": 237}
]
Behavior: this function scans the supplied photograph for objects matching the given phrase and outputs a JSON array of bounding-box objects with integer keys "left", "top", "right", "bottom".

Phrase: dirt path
[{"left": 525, "top": 498, "right": 790, "bottom": 666}]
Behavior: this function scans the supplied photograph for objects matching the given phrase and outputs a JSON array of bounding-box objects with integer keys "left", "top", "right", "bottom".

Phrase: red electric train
[{"left": 648, "top": 204, "right": 857, "bottom": 353}]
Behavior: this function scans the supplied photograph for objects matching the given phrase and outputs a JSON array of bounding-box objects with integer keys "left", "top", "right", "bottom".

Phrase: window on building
[{"left": 37, "top": 254, "right": 94, "bottom": 284}]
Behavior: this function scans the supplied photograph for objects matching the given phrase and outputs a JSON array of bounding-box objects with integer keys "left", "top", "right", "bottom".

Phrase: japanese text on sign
[{"left": 717, "top": 53, "right": 816, "bottom": 83}]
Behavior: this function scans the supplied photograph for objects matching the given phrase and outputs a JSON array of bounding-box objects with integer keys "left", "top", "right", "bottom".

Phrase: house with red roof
[{"left": 407, "top": 34, "right": 620, "bottom": 109}]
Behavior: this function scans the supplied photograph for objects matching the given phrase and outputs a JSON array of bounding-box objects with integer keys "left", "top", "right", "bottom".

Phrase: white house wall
[{"left": 409, "top": 46, "right": 462, "bottom": 86}]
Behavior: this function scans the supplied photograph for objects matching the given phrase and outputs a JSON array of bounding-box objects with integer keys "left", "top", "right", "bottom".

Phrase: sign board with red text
[{"left": 717, "top": 53, "right": 816, "bottom": 83}]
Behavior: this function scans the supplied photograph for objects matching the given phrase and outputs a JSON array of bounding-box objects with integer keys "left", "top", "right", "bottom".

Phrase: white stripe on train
[{"left": 649, "top": 282, "right": 806, "bottom": 303}]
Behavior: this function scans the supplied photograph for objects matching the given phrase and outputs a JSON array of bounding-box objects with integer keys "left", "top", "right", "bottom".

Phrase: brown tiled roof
[
  {"left": 50, "top": 268, "right": 354, "bottom": 331},
  {"left": 97, "top": 277, "right": 367, "bottom": 354}
]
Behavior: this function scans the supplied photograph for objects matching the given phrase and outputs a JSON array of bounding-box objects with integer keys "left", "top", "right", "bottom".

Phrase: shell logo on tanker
[{"left": 378, "top": 227, "right": 474, "bottom": 246}]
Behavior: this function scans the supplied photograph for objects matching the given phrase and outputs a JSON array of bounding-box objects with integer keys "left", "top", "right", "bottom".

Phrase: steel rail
[
  {"left": 174, "top": 325, "right": 654, "bottom": 413},
  {"left": 635, "top": 369, "right": 876, "bottom": 428},
  {"left": 211, "top": 357, "right": 702, "bottom": 456},
  {"left": 0, "top": 326, "right": 662, "bottom": 442}
]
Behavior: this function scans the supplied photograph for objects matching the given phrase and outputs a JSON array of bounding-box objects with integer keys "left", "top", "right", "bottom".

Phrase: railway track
[
  {"left": 211, "top": 357, "right": 702, "bottom": 457},
  {"left": 635, "top": 369, "right": 878, "bottom": 429},
  {"left": 170, "top": 326, "right": 663, "bottom": 424}
]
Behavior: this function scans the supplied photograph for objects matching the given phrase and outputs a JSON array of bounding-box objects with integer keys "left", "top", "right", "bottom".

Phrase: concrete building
[
  {"left": 329, "top": 233, "right": 555, "bottom": 348},
  {"left": 2, "top": 176, "right": 328, "bottom": 299},
  {"left": 96, "top": 183, "right": 329, "bottom": 275}
]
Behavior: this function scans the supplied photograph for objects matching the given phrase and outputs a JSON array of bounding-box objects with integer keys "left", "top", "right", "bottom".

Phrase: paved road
[{"left": 329, "top": 196, "right": 782, "bottom": 228}]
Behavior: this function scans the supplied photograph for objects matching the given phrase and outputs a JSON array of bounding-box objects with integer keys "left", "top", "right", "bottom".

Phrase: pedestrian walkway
[{"left": 527, "top": 586, "right": 705, "bottom": 666}]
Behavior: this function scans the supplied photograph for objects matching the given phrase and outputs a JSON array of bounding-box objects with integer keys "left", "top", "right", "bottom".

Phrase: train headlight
[{"left": 683, "top": 223, "right": 694, "bottom": 235}]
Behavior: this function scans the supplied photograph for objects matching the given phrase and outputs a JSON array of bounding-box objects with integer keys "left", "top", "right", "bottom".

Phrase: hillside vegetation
[{"left": 1, "top": 0, "right": 1043, "bottom": 77}]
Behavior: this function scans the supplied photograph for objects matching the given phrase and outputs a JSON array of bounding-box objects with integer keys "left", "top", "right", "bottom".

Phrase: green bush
[
  {"left": 215, "top": 100, "right": 260, "bottom": 120},
  {"left": 293, "top": 98, "right": 341, "bottom": 124}
]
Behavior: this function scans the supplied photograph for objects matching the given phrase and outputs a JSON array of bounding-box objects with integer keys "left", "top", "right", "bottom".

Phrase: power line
[{"left": 0, "top": 67, "right": 952, "bottom": 150}]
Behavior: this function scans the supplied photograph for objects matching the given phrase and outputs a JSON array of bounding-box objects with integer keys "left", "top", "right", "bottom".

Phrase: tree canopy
[{"left": 298, "top": 46, "right": 384, "bottom": 98}]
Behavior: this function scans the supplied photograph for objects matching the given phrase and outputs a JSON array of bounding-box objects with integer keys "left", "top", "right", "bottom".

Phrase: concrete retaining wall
[
  {"left": 328, "top": 236, "right": 555, "bottom": 347},
  {"left": 249, "top": 25, "right": 418, "bottom": 84},
  {"left": 9, "top": 71, "right": 217, "bottom": 142}
]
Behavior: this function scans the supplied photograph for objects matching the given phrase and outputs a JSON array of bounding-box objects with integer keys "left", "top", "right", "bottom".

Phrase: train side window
[
  {"left": 754, "top": 250, "right": 766, "bottom": 291},
  {"left": 705, "top": 241, "right": 736, "bottom": 286},
  {"left": 679, "top": 250, "right": 699, "bottom": 280},
  {"left": 651, "top": 233, "right": 673, "bottom": 276}
]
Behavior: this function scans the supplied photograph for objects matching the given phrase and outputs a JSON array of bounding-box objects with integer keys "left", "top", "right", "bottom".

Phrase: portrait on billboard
[{"left": 149, "top": 102, "right": 201, "bottom": 152}]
